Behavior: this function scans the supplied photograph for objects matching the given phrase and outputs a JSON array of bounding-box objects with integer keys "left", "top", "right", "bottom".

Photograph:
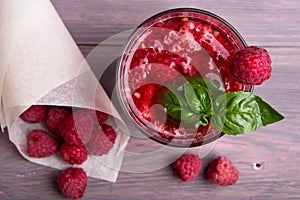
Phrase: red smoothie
[{"left": 118, "top": 9, "right": 251, "bottom": 146}]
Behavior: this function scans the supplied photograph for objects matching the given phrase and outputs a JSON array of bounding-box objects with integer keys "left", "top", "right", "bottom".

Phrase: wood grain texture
[
  {"left": 50, "top": 0, "right": 300, "bottom": 46},
  {"left": 1, "top": 0, "right": 300, "bottom": 199}
]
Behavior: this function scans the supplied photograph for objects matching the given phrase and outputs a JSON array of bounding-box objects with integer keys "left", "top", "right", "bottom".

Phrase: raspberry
[
  {"left": 172, "top": 154, "right": 202, "bottom": 182},
  {"left": 20, "top": 105, "right": 48, "bottom": 123},
  {"left": 60, "top": 143, "right": 88, "bottom": 165},
  {"left": 57, "top": 167, "right": 87, "bottom": 199},
  {"left": 45, "top": 106, "right": 71, "bottom": 135},
  {"left": 87, "top": 124, "right": 116, "bottom": 156},
  {"left": 206, "top": 156, "right": 239, "bottom": 186},
  {"left": 101, "top": 124, "right": 117, "bottom": 143},
  {"left": 58, "top": 109, "right": 94, "bottom": 145},
  {"left": 86, "top": 109, "right": 108, "bottom": 125},
  {"left": 27, "top": 129, "right": 59, "bottom": 158},
  {"left": 230, "top": 46, "right": 272, "bottom": 85},
  {"left": 95, "top": 111, "right": 108, "bottom": 125}
]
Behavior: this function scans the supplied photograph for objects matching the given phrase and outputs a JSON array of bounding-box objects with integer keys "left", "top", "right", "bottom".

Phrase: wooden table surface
[{"left": 1, "top": 0, "right": 300, "bottom": 199}]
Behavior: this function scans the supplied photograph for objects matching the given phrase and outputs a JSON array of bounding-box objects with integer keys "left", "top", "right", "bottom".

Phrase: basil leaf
[
  {"left": 187, "top": 77, "right": 224, "bottom": 99},
  {"left": 211, "top": 92, "right": 262, "bottom": 135},
  {"left": 211, "top": 91, "right": 284, "bottom": 135},
  {"left": 164, "top": 91, "right": 188, "bottom": 108},
  {"left": 164, "top": 92, "right": 177, "bottom": 105},
  {"left": 181, "top": 108, "right": 201, "bottom": 125},
  {"left": 193, "top": 84, "right": 215, "bottom": 116},
  {"left": 163, "top": 91, "right": 195, "bottom": 121},
  {"left": 184, "top": 83, "right": 214, "bottom": 114},
  {"left": 254, "top": 95, "right": 285, "bottom": 125},
  {"left": 162, "top": 81, "right": 216, "bottom": 127},
  {"left": 183, "top": 83, "right": 202, "bottom": 112},
  {"left": 164, "top": 97, "right": 199, "bottom": 125},
  {"left": 184, "top": 83, "right": 214, "bottom": 125},
  {"left": 164, "top": 104, "right": 182, "bottom": 119}
]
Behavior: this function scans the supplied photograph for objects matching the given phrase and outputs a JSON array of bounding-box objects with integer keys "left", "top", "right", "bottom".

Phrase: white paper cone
[{"left": 0, "top": 0, "right": 129, "bottom": 182}]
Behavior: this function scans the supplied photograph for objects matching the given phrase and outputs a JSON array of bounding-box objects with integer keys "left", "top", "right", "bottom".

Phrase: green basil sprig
[
  {"left": 161, "top": 78, "right": 284, "bottom": 135},
  {"left": 184, "top": 83, "right": 214, "bottom": 125}
]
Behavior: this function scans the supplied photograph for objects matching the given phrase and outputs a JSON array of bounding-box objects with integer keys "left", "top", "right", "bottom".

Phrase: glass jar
[{"left": 116, "top": 8, "right": 253, "bottom": 147}]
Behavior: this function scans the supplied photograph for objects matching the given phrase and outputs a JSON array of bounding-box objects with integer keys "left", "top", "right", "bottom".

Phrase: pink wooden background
[{"left": 1, "top": 0, "right": 300, "bottom": 199}]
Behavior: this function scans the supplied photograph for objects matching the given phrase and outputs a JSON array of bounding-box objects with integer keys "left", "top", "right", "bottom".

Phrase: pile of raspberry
[{"left": 20, "top": 105, "right": 117, "bottom": 199}]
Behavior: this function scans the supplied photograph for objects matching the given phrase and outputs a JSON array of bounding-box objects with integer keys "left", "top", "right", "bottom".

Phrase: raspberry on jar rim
[{"left": 230, "top": 46, "right": 272, "bottom": 85}]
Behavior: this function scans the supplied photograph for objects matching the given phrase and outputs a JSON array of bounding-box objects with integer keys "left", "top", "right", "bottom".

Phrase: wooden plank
[
  {"left": 50, "top": 0, "right": 300, "bottom": 46},
  {"left": 1, "top": 125, "right": 300, "bottom": 199}
]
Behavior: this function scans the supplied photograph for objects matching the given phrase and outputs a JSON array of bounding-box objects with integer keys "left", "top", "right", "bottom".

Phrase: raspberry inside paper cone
[{"left": 20, "top": 105, "right": 117, "bottom": 164}]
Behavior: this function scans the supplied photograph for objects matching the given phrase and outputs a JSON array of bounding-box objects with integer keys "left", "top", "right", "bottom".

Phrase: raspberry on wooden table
[
  {"left": 57, "top": 167, "right": 87, "bottom": 199},
  {"left": 206, "top": 156, "right": 239, "bottom": 186},
  {"left": 172, "top": 154, "right": 202, "bottom": 182}
]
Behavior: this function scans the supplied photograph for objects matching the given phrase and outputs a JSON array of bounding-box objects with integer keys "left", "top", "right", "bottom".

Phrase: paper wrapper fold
[{"left": 0, "top": 0, "right": 129, "bottom": 182}]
